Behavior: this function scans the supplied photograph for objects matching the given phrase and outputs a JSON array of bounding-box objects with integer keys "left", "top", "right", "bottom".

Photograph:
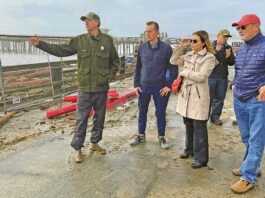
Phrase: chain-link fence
[
  {"left": 0, "top": 35, "right": 136, "bottom": 114},
  {"left": 0, "top": 53, "right": 78, "bottom": 113},
  {"left": 0, "top": 35, "right": 79, "bottom": 113}
]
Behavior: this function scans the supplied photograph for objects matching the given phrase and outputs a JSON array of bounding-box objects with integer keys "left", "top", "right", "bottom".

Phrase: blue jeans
[
  {"left": 234, "top": 96, "right": 265, "bottom": 184},
  {"left": 138, "top": 85, "right": 167, "bottom": 136},
  {"left": 208, "top": 77, "right": 228, "bottom": 121}
]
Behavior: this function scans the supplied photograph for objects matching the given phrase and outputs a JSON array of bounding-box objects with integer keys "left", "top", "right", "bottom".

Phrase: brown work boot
[
  {"left": 232, "top": 168, "right": 241, "bottom": 176},
  {"left": 231, "top": 180, "right": 255, "bottom": 194},
  {"left": 232, "top": 168, "right": 261, "bottom": 177},
  {"left": 90, "top": 143, "right": 106, "bottom": 155},
  {"left": 73, "top": 150, "right": 82, "bottom": 163}
]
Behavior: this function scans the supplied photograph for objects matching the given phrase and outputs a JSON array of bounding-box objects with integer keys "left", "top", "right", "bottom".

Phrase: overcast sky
[{"left": 0, "top": 0, "right": 264, "bottom": 39}]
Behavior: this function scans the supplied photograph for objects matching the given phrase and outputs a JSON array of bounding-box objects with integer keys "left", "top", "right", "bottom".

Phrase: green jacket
[{"left": 37, "top": 31, "right": 120, "bottom": 92}]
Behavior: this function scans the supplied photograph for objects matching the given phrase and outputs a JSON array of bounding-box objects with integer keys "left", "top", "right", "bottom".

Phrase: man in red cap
[{"left": 230, "top": 14, "right": 265, "bottom": 194}]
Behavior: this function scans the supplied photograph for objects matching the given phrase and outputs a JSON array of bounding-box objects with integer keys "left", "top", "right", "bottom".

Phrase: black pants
[
  {"left": 71, "top": 92, "right": 108, "bottom": 150},
  {"left": 183, "top": 117, "right": 209, "bottom": 164}
]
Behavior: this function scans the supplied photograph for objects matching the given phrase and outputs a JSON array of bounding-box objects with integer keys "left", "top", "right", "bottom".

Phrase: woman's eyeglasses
[
  {"left": 236, "top": 26, "right": 246, "bottom": 31},
  {"left": 190, "top": 39, "right": 199, "bottom": 44}
]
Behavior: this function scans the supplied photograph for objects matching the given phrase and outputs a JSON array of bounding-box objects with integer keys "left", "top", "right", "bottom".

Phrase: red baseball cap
[{"left": 232, "top": 14, "right": 261, "bottom": 27}]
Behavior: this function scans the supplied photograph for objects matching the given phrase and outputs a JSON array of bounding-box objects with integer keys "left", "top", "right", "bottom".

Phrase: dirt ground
[{"left": 0, "top": 77, "right": 264, "bottom": 198}]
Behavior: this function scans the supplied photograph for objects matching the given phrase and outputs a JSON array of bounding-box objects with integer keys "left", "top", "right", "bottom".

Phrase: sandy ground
[{"left": 0, "top": 76, "right": 264, "bottom": 198}]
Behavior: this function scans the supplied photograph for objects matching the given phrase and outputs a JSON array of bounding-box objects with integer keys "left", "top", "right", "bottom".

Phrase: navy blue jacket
[
  {"left": 134, "top": 40, "right": 176, "bottom": 88},
  {"left": 233, "top": 33, "right": 265, "bottom": 102}
]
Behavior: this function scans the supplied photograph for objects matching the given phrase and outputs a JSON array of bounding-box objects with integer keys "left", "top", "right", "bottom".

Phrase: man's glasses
[
  {"left": 236, "top": 26, "right": 246, "bottom": 31},
  {"left": 190, "top": 39, "right": 199, "bottom": 44}
]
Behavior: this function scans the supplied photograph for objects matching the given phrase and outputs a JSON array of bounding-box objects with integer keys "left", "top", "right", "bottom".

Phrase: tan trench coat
[{"left": 170, "top": 47, "right": 216, "bottom": 120}]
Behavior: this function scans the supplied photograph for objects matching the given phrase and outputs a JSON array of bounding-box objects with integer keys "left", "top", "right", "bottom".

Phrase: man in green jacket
[{"left": 29, "top": 12, "right": 120, "bottom": 163}]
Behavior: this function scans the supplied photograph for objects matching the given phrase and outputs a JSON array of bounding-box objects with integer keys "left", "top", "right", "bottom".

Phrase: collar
[
  {"left": 245, "top": 33, "right": 262, "bottom": 45},
  {"left": 187, "top": 47, "right": 207, "bottom": 56},
  {"left": 147, "top": 38, "right": 161, "bottom": 49},
  {"left": 88, "top": 30, "right": 101, "bottom": 41}
]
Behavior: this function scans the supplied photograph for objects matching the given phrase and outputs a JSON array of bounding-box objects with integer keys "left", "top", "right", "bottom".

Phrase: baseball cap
[
  {"left": 232, "top": 14, "right": 261, "bottom": 27},
  {"left": 80, "top": 12, "right": 100, "bottom": 23},
  {"left": 218, "top": 29, "right": 232, "bottom": 37}
]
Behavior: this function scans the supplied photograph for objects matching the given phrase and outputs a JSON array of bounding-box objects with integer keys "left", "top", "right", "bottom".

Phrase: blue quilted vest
[{"left": 234, "top": 33, "right": 265, "bottom": 102}]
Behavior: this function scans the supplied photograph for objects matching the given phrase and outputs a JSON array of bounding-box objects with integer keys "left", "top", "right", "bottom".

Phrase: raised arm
[
  {"left": 180, "top": 55, "right": 217, "bottom": 83},
  {"left": 170, "top": 38, "right": 190, "bottom": 66},
  {"left": 29, "top": 35, "right": 77, "bottom": 57}
]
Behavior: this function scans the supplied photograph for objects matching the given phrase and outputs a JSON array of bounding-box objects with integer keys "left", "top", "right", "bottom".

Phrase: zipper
[
  {"left": 86, "top": 35, "right": 93, "bottom": 90},
  {"left": 149, "top": 51, "right": 154, "bottom": 84}
]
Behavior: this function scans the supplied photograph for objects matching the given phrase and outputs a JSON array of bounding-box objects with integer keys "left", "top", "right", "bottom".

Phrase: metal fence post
[
  {"left": 0, "top": 59, "right": 7, "bottom": 113},
  {"left": 119, "top": 56, "right": 125, "bottom": 74},
  {"left": 51, "top": 64, "right": 63, "bottom": 96}
]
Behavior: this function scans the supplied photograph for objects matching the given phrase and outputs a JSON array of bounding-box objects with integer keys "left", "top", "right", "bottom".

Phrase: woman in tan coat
[{"left": 170, "top": 30, "right": 216, "bottom": 168}]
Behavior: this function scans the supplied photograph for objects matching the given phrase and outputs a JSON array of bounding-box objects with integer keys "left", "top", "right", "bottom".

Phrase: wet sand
[{"left": 0, "top": 77, "right": 264, "bottom": 198}]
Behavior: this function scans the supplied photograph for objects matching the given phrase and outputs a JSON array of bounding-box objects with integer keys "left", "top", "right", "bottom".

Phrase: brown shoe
[
  {"left": 231, "top": 180, "right": 255, "bottom": 194},
  {"left": 232, "top": 168, "right": 261, "bottom": 177},
  {"left": 90, "top": 143, "right": 106, "bottom": 155},
  {"left": 232, "top": 168, "right": 241, "bottom": 176},
  {"left": 73, "top": 150, "right": 82, "bottom": 163}
]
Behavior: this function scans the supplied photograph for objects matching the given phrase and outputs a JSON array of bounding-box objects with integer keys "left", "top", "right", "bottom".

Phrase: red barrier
[
  {"left": 64, "top": 90, "right": 119, "bottom": 103},
  {"left": 47, "top": 90, "right": 136, "bottom": 119},
  {"left": 46, "top": 103, "right": 77, "bottom": 118},
  {"left": 64, "top": 95, "right": 77, "bottom": 103}
]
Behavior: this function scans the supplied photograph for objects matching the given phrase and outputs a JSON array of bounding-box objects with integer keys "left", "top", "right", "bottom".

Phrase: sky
[{"left": 1, "top": 0, "right": 265, "bottom": 39}]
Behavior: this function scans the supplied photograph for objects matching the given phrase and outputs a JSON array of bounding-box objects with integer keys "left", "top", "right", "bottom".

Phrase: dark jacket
[
  {"left": 232, "top": 33, "right": 265, "bottom": 102},
  {"left": 165, "top": 66, "right": 179, "bottom": 85},
  {"left": 210, "top": 40, "right": 235, "bottom": 78},
  {"left": 134, "top": 39, "right": 175, "bottom": 88},
  {"left": 37, "top": 31, "right": 120, "bottom": 92}
]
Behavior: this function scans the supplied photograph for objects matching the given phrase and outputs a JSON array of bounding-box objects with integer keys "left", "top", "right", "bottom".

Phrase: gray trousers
[
  {"left": 183, "top": 117, "right": 209, "bottom": 164},
  {"left": 71, "top": 92, "right": 108, "bottom": 150}
]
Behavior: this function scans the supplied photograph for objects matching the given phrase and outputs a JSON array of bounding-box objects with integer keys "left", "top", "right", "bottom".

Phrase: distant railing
[
  {"left": 0, "top": 34, "right": 141, "bottom": 56},
  {"left": 0, "top": 34, "right": 142, "bottom": 113}
]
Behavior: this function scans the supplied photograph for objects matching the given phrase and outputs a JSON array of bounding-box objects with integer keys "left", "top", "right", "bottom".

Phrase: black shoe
[
  {"left": 191, "top": 161, "right": 207, "bottom": 169},
  {"left": 211, "top": 119, "right": 223, "bottom": 125},
  {"left": 180, "top": 152, "right": 194, "bottom": 159}
]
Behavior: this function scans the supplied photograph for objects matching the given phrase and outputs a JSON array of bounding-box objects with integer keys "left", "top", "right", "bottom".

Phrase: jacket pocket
[
  {"left": 140, "top": 54, "right": 151, "bottom": 66},
  {"left": 78, "top": 67, "right": 90, "bottom": 86},
  {"left": 97, "top": 68, "right": 110, "bottom": 86},
  {"left": 195, "top": 85, "right": 201, "bottom": 99},
  {"left": 78, "top": 50, "right": 91, "bottom": 70},
  {"left": 96, "top": 53, "right": 110, "bottom": 67}
]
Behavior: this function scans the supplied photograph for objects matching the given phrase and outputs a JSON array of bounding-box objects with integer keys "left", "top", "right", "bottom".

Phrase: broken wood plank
[{"left": 0, "top": 111, "right": 17, "bottom": 126}]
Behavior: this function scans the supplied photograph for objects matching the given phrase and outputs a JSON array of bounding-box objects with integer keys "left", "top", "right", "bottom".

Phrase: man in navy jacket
[
  {"left": 230, "top": 14, "right": 265, "bottom": 194},
  {"left": 130, "top": 21, "right": 175, "bottom": 149}
]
